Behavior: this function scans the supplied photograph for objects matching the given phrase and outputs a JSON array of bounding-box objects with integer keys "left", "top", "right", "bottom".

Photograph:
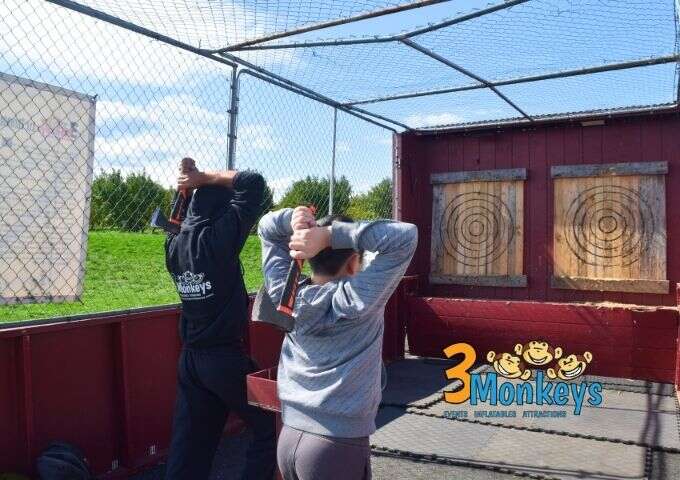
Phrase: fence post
[
  {"left": 329, "top": 108, "right": 337, "bottom": 215},
  {"left": 227, "top": 66, "right": 240, "bottom": 170}
]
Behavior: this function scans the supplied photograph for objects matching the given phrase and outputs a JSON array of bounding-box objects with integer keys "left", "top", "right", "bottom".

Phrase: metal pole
[
  {"left": 227, "top": 67, "right": 240, "bottom": 169},
  {"left": 220, "top": 53, "right": 410, "bottom": 130},
  {"left": 237, "top": 69, "right": 400, "bottom": 132},
  {"left": 400, "top": 38, "right": 534, "bottom": 122},
  {"left": 44, "top": 0, "right": 237, "bottom": 69},
  {"left": 346, "top": 54, "right": 680, "bottom": 106},
  {"left": 413, "top": 103, "right": 679, "bottom": 134},
  {"left": 219, "top": 0, "right": 530, "bottom": 52},
  {"left": 214, "top": 0, "right": 452, "bottom": 53},
  {"left": 329, "top": 108, "right": 337, "bottom": 215}
]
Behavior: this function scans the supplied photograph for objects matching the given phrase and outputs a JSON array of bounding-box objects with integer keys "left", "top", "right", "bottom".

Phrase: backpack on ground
[{"left": 35, "top": 442, "right": 92, "bottom": 480}]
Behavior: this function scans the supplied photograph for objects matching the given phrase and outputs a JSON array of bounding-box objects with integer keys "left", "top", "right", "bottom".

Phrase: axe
[
  {"left": 150, "top": 157, "right": 195, "bottom": 234},
  {"left": 277, "top": 206, "right": 316, "bottom": 316},
  {"left": 252, "top": 206, "right": 316, "bottom": 331}
]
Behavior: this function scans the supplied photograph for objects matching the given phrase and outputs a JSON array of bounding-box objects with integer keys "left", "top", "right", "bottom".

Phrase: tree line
[{"left": 89, "top": 171, "right": 392, "bottom": 232}]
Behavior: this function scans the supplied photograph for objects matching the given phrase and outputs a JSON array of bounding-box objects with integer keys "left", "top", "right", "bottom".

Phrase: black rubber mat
[
  {"left": 131, "top": 359, "right": 680, "bottom": 479},
  {"left": 372, "top": 359, "right": 680, "bottom": 480}
]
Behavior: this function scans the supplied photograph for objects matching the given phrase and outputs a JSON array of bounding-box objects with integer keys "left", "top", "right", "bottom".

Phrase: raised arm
[
  {"left": 257, "top": 208, "right": 295, "bottom": 304},
  {"left": 288, "top": 219, "right": 418, "bottom": 320},
  {"left": 178, "top": 168, "right": 266, "bottom": 250},
  {"left": 330, "top": 220, "right": 418, "bottom": 318}
]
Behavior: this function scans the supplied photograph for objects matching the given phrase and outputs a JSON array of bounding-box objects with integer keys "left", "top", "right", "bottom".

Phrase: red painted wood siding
[
  {"left": 397, "top": 112, "right": 680, "bottom": 306},
  {"left": 0, "top": 283, "right": 408, "bottom": 478},
  {"left": 405, "top": 295, "right": 678, "bottom": 383}
]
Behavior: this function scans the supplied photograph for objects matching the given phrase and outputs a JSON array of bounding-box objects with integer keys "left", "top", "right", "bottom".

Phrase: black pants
[{"left": 165, "top": 348, "right": 277, "bottom": 480}]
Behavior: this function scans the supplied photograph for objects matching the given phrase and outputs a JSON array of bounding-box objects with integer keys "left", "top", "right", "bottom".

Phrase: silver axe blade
[
  {"left": 252, "top": 286, "right": 295, "bottom": 332},
  {"left": 150, "top": 207, "right": 180, "bottom": 235}
]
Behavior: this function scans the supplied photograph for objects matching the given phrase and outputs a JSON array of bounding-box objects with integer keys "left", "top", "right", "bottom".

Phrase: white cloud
[
  {"left": 265, "top": 176, "right": 298, "bottom": 201},
  {"left": 0, "top": 0, "right": 300, "bottom": 90},
  {"left": 94, "top": 93, "right": 233, "bottom": 187},
  {"left": 238, "top": 124, "right": 278, "bottom": 152},
  {"left": 0, "top": 0, "right": 204, "bottom": 86}
]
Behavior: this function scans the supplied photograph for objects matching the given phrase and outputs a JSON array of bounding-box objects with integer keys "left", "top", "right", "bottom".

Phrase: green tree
[
  {"left": 365, "top": 178, "right": 393, "bottom": 219},
  {"left": 277, "top": 176, "right": 352, "bottom": 218},
  {"left": 89, "top": 170, "right": 172, "bottom": 231},
  {"left": 122, "top": 173, "right": 171, "bottom": 231},
  {"left": 250, "top": 181, "right": 275, "bottom": 233},
  {"left": 90, "top": 170, "right": 127, "bottom": 230},
  {"left": 346, "top": 178, "right": 393, "bottom": 220}
]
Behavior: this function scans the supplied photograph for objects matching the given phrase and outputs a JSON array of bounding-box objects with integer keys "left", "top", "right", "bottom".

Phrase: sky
[{"left": 0, "top": 0, "right": 677, "bottom": 199}]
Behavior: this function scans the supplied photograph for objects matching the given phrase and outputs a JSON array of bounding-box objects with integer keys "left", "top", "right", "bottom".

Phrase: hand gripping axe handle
[
  {"left": 150, "top": 157, "right": 195, "bottom": 234},
  {"left": 277, "top": 206, "right": 316, "bottom": 317}
]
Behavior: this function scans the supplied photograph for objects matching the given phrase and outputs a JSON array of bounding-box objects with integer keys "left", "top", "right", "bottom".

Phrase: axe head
[
  {"left": 252, "top": 286, "right": 295, "bottom": 332},
  {"left": 150, "top": 207, "right": 180, "bottom": 235}
]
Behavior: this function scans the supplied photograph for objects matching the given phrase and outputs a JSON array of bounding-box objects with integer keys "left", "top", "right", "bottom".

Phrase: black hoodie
[{"left": 165, "top": 171, "right": 265, "bottom": 349}]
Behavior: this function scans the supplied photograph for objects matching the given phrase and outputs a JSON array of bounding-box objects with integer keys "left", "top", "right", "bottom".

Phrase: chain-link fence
[
  {"left": 1, "top": 0, "right": 678, "bottom": 322},
  {"left": 0, "top": 0, "right": 394, "bottom": 323},
  {"left": 235, "top": 71, "right": 393, "bottom": 221}
]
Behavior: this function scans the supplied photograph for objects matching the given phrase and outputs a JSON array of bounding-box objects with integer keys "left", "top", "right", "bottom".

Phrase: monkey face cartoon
[
  {"left": 514, "top": 340, "right": 563, "bottom": 367},
  {"left": 486, "top": 351, "right": 532, "bottom": 380},
  {"left": 547, "top": 352, "right": 592, "bottom": 380}
]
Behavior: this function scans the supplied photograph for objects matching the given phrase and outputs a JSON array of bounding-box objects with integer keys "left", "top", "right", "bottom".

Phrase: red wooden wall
[
  {"left": 0, "top": 287, "right": 407, "bottom": 478},
  {"left": 397, "top": 111, "right": 680, "bottom": 306},
  {"left": 395, "top": 111, "right": 680, "bottom": 383}
]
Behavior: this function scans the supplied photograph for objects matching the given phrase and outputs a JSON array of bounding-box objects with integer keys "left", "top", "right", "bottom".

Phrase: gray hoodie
[{"left": 258, "top": 209, "right": 418, "bottom": 437}]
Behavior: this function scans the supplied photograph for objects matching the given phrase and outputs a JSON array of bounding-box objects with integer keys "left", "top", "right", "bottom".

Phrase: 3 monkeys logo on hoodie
[
  {"left": 442, "top": 341, "right": 603, "bottom": 417},
  {"left": 175, "top": 271, "right": 213, "bottom": 300}
]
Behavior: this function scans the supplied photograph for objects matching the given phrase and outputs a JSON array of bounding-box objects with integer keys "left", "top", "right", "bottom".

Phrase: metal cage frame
[{"left": 44, "top": 0, "right": 680, "bottom": 134}]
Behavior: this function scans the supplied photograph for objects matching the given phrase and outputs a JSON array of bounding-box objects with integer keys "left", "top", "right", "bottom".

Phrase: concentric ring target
[
  {"left": 564, "top": 185, "right": 654, "bottom": 267},
  {"left": 440, "top": 191, "right": 514, "bottom": 267}
]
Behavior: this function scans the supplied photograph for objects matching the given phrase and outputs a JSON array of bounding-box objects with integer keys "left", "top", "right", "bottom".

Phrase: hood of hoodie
[{"left": 181, "top": 185, "right": 233, "bottom": 230}]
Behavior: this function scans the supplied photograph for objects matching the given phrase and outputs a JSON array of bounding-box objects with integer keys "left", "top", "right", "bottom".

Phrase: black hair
[
  {"left": 187, "top": 185, "right": 233, "bottom": 220},
  {"left": 308, "top": 214, "right": 359, "bottom": 276}
]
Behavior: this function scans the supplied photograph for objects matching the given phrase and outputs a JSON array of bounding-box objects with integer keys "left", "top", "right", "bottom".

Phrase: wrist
[{"left": 322, "top": 226, "right": 332, "bottom": 249}]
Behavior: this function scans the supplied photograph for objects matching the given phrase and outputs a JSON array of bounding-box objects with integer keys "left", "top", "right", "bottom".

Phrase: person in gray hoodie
[{"left": 258, "top": 206, "right": 417, "bottom": 480}]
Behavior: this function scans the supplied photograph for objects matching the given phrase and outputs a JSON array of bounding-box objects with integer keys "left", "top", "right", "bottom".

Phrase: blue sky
[{"left": 0, "top": 0, "right": 677, "bottom": 199}]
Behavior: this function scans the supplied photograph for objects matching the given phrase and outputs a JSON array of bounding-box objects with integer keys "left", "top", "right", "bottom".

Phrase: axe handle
[
  {"left": 277, "top": 205, "right": 316, "bottom": 317},
  {"left": 277, "top": 258, "right": 303, "bottom": 316},
  {"left": 169, "top": 187, "right": 189, "bottom": 226}
]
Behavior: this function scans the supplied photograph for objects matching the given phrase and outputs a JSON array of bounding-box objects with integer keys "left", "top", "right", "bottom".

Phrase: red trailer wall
[
  {"left": 395, "top": 111, "right": 680, "bottom": 381},
  {"left": 0, "top": 286, "right": 407, "bottom": 478},
  {"left": 397, "top": 112, "right": 680, "bottom": 305}
]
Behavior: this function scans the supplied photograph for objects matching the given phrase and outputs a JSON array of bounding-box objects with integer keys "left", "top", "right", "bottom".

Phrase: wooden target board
[
  {"left": 430, "top": 169, "right": 526, "bottom": 287},
  {"left": 551, "top": 162, "right": 668, "bottom": 294}
]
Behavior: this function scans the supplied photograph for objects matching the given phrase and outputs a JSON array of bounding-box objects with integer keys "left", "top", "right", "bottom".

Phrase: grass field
[{"left": 0, "top": 231, "right": 265, "bottom": 323}]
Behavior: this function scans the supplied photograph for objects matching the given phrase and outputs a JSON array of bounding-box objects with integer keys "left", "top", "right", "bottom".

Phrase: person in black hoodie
[{"left": 164, "top": 161, "right": 276, "bottom": 480}]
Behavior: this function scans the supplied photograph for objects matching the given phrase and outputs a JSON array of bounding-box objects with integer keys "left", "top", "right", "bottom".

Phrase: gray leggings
[{"left": 277, "top": 425, "right": 371, "bottom": 480}]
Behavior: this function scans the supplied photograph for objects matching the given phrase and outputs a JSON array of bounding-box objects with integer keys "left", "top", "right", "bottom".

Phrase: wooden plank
[
  {"left": 551, "top": 161, "right": 668, "bottom": 178},
  {"left": 409, "top": 331, "right": 676, "bottom": 370},
  {"left": 430, "top": 177, "right": 524, "bottom": 283},
  {"left": 406, "top": 295, "right": 679, "bottom": 328},
  {"left": 417, "top": 319, "right": 678, "bottom": 349},
  {"left": 552, "top": 172, "right": 667, "bottom": 292},
  {"left": 408, "top": 336, "right": 676, "bottom": 382},
  {"left": 429, "top": 274, "right": 527, "bottom": 287},
  {"left": 430, "top": 168, "right": 527, "bottom": 184},
  {"left": 528, "top": 129, "right": 548, "bottom": 300},
  {"left": 551, "top": 276, "right": 669, "bottom": 294},
  {"left": 429, "top": 184, "right": 445, "bottom": 278},
  {"left": 676, "top": 283, "right": 680, "bottom": 398}
]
